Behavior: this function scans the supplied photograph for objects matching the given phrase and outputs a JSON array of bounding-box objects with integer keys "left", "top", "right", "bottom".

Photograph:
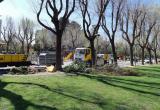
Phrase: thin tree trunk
[
  {"left": 141, "top": 47, "right": 145, "bottom": 65},
  {"left": 21, "top": 42, "right": 25, "bottom": 54},
  {"left": 56, "top": 34, "right": 62, "bottom": 71},
  {"left": 154, "top": 49, "right": 158, "bottom": 64},
  {"left": 72, "top": 41, "right": 75, "bottom": 50},
  {"left": 130, "top": 45, "right": 134, "bottom": 66},
  {"left": 147, "top": 48, "right": 152, "bottom": 64},
  {"left": 13, "top": 44, "right": 17, "bottom": 53},
  {"left": 111, "top": 40, "right": 117, "bottom": 65},
  {"left": 90, "top": 39, "right": 96, "bottom": 66},
  {"left": 27, "top": 45, "right": 30, "bottom": 55},
  {"left": 6, "top": 43, "right": 9, "bottom": 53}
]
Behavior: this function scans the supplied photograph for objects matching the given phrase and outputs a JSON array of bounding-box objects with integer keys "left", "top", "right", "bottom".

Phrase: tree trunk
[
  {"left": 141, "top": 47, "right": 145, "bottom": 65},
  {"left": 27, "top": 45, "right": 30, "bottom": 55},
  {"left": 21, "top": 42, "right": 25, "bottom": 54},
  {"left": 154, "top": 49, "right": 158, "bottom": 64},
  {"left": 111, "top": 40, "right": 117, "bottom": 65},
  {"left": 90, "top": 39, "right": 96, "bottom": 66},
  {"left": 6, "top": 43, "right": 9, "bottom": 53},
  {"left": 147, "top": 48, "right": 152, "bottom": 64},
  {"left": 130, "top": 45, "right": 134, "bottom": 66},
  {"left": 56, "top": 34, "right": 62, "bottom": 71},
  {"left": 72, "top": 40, "right": 75, "bottom": 50},
  {"left": 13, "top": 44, "right": 17, "bottom": 53}
]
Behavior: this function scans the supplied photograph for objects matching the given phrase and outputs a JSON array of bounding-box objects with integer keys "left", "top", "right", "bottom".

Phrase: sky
[
  {"left": 0, "top": 0, "right": 160, "bottom": 28},
  {"left": 0, "top": 0, "right": 83, "bottom": 29},
  {"left": 0, "top": 0, "right": 36, "bottom": 21}
]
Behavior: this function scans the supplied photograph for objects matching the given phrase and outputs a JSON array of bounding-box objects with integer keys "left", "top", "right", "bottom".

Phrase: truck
[
  {"left": 74, "top": 48, "right": 92, "bottom": 64},
  {"left": 74, "top": 48, "right": 114, "bottom": 64},
  {"left": 0, "top": 54, "right": 31, "bottom": 67}
]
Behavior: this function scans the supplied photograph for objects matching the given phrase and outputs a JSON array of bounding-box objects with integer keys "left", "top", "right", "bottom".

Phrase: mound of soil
[{"left": 94, "top": 64, "right": 138, "bottom": 76}]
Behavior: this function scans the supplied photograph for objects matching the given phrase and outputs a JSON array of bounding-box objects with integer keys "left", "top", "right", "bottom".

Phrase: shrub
[{"left": 63, "top": 61, "right": 87, "bottom": 73}]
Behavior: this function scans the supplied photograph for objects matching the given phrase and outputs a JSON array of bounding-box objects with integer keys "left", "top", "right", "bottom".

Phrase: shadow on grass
[
  {"left": 0, "top": 80, "right": 107, "bottom": 110},
  {"left": 109, "top": 77, "right": 160, "bottom": 87},
  {"left": 136, "top": 66, "right": 160, "bottom": 69},
  {"left": 80, "top": 74, "right": 160, "bottom": 97},
  {"left": 103, "top": 77, "right": 160, "bottom": 90},
  {"left": 135, "top": 68, "right": 160, "bottom": 73},
  {"left": 0, "top": 80, "right": 57, "bottom": 110},
  {"left": 132, "top": 68, "right": 160, "bottom": 78}
]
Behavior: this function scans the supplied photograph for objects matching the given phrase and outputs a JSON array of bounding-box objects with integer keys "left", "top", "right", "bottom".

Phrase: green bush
[{"left": 63, "top": 61, "right": 86, "bottom": 73}]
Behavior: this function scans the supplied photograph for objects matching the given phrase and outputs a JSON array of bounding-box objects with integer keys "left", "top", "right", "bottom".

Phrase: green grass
[
  {"left": 132, "top": 65, "right": 160, "bottom": 78},
  {"left": 0, "top": 65, "right": 160, "bottom": 110}
]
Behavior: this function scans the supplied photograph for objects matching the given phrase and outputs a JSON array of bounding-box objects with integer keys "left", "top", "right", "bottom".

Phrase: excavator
[
  {"left": 64, "top": 51, "right": 74, "bottom": 61},
  {"left": 64, "top": 47, "right": 111, "bottom": 65}
]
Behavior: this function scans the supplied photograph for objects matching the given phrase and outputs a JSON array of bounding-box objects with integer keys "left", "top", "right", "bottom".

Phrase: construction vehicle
[
  {"left": 66, "top": 47, "right": 113, "bottom": 66},
  {"left": 64, "top": 51, "right": 74, "bottom": 61},
  {"left": 74, "top": 48, "right": 92, "bottom": 63},
  {"left": 0, "top": 54, "right": 31, "bottom": 67},
  {"left": 0, "top": 42, "right": 31, "bottom": 67}
]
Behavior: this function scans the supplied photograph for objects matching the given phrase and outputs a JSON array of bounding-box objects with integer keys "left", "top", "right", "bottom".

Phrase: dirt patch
[{"left": 3, "top": 71, "right": 66, "bottom": 77}]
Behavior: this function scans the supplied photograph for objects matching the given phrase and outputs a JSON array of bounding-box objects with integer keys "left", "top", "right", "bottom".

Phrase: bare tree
[
  {"left": 16, "top": 24, "right": 25, "bottom": 54},
  {"left": 79, "top": 0, "right": 110, "bottom": 66},
  {"left": 24, "top": 19, "right": 35, "bottom": 55},
  {"left": 151, "top": 24, "right": 160, "bottom": 64},
  {"left": 64, "top": 21, "right": 82, "bottom": 49},
  {"left": 138, "top": 13, "right": 156, "bottom": 65},
  {"left": 35, "top": 28, "right": 55, "bottom": 50},
  {"left": 121, "top": 5, "right": 145, "bottom": 66},
  {"left": 1, "top": 17, "right": 15, "bottom": 53},
  {"left": 37, "top": 0, "right": 76, "bottom": 70},
  {"left": 102, "top": 0, "right": 124, "bottom": 65},
  {"left": 16, "top": 18, "right": 35, "bottom": 55},
  {"left": 10, "top": 34, "right": 19, "bottom": 52}
]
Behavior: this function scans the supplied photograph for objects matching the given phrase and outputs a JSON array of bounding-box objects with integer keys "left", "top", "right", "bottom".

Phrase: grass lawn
[{"left": 0, "top": 65, "right": 160, "bottom": 110}]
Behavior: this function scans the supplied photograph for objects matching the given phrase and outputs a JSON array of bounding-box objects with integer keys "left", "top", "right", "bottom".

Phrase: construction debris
[{"left": 46, "top": 65, "right": 56, "bottom": 72}]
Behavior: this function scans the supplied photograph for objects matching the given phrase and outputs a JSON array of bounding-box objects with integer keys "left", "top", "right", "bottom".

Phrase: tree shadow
[
  {"left": 103, "top": 77, "right": 160, "bottom": 89},
  {"left": 132, "top": 68, "right": 160, "bottom": 78},
  {"left": 137, "top": 66, "right": 160, "bottom": 69},
  {"left": 0, "top": 80, "right": 107, "bottom": 110},
  {"left": 80, "top": 74, "right": 160, "bottom": 97},
  {"left": 135, "top": 68, "right": 160, "bottom": 73},
  {"left": 108, "top": 77, "right": 160, "bottom": 87},
  {"left": 0, "top": 80, "right": 57, "bottom": 110}
]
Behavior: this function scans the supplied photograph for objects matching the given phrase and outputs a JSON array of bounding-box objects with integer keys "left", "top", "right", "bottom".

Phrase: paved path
[{"left": 1, "top": 71, "right": 66, "bottom": 77}]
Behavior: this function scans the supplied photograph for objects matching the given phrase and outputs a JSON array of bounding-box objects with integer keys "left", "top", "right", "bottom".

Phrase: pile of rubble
[
  {"left": 94, "top": 64, "right": 138, "bottom": 76},
  {"left": 8, "top": 65, "right": 56, "bottom": 75}
]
